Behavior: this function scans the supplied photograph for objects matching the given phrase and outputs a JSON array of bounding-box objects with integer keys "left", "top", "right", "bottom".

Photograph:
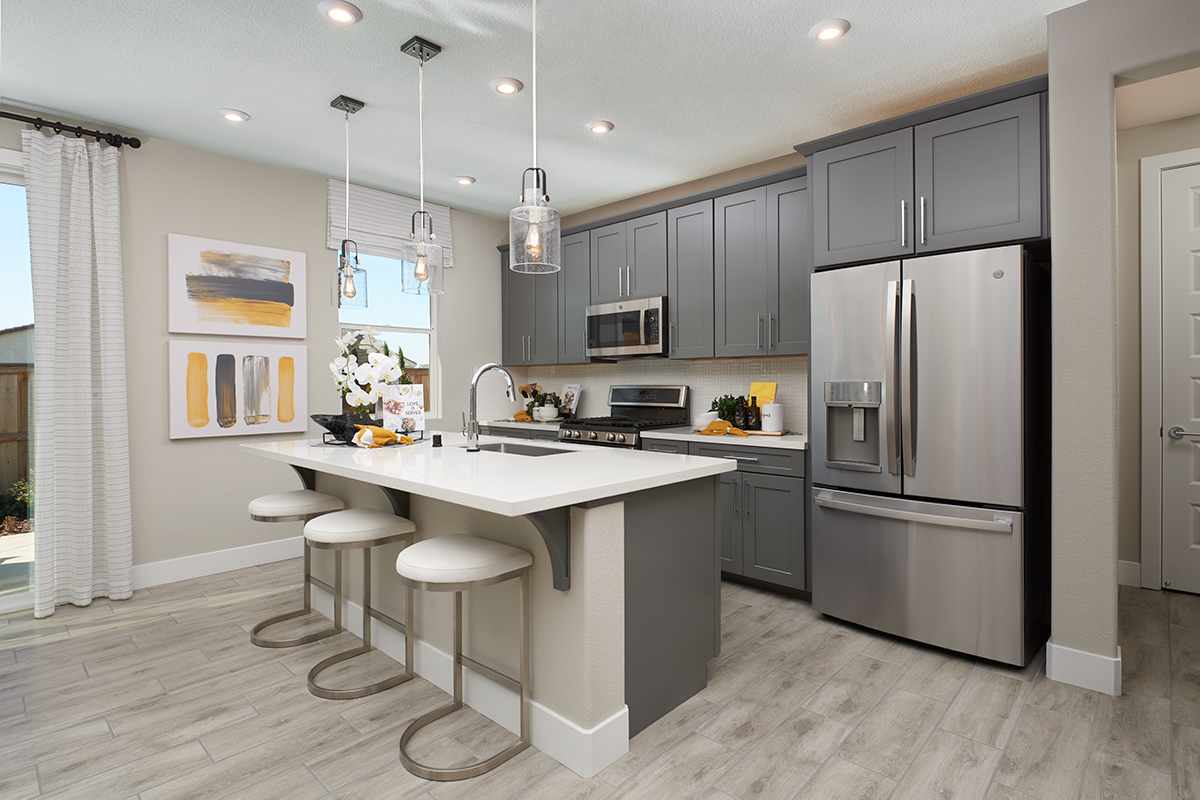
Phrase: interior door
[{"left": 1161, "top": 163, "right": 1200, "bottom": 594}]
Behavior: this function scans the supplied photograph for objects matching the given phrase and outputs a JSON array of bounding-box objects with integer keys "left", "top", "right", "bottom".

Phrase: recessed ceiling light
[
  {"left": 587, "top": 120, "right": 614, "bottom": 134},
  {"left": 490, "top": 77, "right": 524, "bottom": 95},
  {"left": 809, "top": 18, "right": 850, "bottom": 41},
  {"left": 218, "top": 108, "right": 250, "bottom": 123},
  {"left": 318, "top": 0, "right": 362, "bottom": 24},
  {"left": 454, "top": 175, "right": 476, "bottom": 185}
]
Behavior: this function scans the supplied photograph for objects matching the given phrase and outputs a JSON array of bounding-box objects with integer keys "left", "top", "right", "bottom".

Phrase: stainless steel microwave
[{"left": 585, "top": 296, "right": 667, "bottom": 358}]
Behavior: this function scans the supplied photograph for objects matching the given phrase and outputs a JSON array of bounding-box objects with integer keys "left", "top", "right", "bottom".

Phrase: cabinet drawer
[
  {"left": 479, "top": 426, "right": 530, "bottom": 440},
  {"left": 688, "top": 442, "right": 804, "bottom": 477},
  {"left": 641, "top": 438, "right": 689, "bottom": 455}
]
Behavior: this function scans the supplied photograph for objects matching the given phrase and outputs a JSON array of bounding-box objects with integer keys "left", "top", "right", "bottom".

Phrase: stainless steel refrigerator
[{"left": 809, "top": 245, "right": 1049, "bottom": 666}]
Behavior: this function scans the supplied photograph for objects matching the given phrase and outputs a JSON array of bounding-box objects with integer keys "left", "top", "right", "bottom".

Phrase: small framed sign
[
  {"left": 383, "top": 384, "right": 426, "bottom": 434},
  {"left": 561, "top": 384, "right": 582, "bottom": 416}
]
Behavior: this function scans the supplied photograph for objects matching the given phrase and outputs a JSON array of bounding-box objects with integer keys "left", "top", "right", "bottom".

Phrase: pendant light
[
  {"left": 331, "top": 95, "right": 367, "bottom": 309},
  {"left": 509, "top": 0, "right": 561, "bottom": 273},
  {"left": 400, "top": 36, "right": 445, "bottom": 295}
]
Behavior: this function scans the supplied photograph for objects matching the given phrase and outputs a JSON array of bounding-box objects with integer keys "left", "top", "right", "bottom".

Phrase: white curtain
[{"left": 22, "top": 129, "right": 133, "bottom": 617}]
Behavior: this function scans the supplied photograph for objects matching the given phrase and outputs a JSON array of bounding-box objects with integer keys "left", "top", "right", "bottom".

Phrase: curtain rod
[{"left": 0, "top": 110, "right": 141, "bottom": 148}]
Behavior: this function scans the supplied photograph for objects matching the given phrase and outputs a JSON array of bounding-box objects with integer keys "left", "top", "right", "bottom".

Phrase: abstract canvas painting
[
  {"left": 169, "top": 340, "right": 308, "bottom": 439},
  {"left": 168, "top": 234, "right": 307, "bottom": 338}
]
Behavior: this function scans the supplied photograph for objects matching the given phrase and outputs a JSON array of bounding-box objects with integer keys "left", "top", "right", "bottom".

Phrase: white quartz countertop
[
  {"left": 641, "top": 426, "right": 808, "bottom": 450},
  {"left": 241, "top": 432, "right": 735, "bottom": 517}
]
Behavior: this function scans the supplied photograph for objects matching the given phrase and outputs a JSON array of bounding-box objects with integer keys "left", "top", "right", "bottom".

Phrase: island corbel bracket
[
  {"left": 378, "top": 487, "right": 412, "bottom": 519},
  {"left": 290, "top": 465, "right": 317, "bottom": 492},
  {"left": 525, "top": 507, "right": 570, "bottom": 591}
]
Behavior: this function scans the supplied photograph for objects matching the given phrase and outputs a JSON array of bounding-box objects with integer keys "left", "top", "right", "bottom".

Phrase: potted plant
[{"left": 315, "top": 329, "right": 409, "bottom": 442}]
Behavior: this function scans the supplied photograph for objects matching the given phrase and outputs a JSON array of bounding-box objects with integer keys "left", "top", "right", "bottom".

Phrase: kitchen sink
[{"left": 464, "top": 442, "right": 570, "bottom": 457}]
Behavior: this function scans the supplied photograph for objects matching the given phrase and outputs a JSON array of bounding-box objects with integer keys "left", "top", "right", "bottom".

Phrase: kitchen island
[{"left": 241, "top": 433, "right": 734, "bottom": 777}]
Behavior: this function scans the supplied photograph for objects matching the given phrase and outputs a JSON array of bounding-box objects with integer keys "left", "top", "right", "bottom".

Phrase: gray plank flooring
[{"left": 0, "top": 563, "right": 1192, "bottom": 798}]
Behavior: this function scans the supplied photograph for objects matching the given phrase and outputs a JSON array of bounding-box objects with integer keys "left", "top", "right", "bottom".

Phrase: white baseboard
[
  {"left": 131, "top": 536, "right": 302, "bottom": 590},
  {"left": 1118, "top": 560, "right": 1141, "bottom": 587},
  {"left": 0, "top": 591, "right": 33, "bottom": 615},
  {"left": 1046, "top": 641, "right": 1122, "bottom": 696},
  {"left": 311, "top": 584, "right": 629, "bottom": 778}
]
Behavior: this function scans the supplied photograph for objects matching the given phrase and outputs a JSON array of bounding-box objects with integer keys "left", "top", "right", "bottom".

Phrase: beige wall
[
  {"left": 1116, "top": 113, "right": 1200, "bottom": 565},
  {"left": 0, "top": 113, "right": 505, "bottom": 565},
  {"left": 1047, "top": 0, "right": 1200, "bottom": 660}
]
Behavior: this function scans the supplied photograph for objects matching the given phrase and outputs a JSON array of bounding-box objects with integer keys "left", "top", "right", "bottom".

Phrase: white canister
[{"left": 761, "top": 402, "right": 783, "bottom": 432}]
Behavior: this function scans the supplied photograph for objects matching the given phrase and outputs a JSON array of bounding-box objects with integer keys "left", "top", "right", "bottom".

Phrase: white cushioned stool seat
[
  {"left": 304, "top": 508, "right": 416, "bottom": 546},
  {"left": 396, "top": 535, "right": 533, "bottom": 586},
  {"left": 249, "top": 489, "right": 344, "bottom": 519}
]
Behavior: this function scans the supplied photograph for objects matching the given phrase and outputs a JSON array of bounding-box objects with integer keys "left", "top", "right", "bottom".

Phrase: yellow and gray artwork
[{"left": 167, "top": 234, "right": 307, "bottom": 338}]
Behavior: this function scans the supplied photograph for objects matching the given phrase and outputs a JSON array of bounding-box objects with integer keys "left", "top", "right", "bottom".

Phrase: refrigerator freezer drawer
[{"left": 812, "top": 487, "right": 1030, "bottom": 665}]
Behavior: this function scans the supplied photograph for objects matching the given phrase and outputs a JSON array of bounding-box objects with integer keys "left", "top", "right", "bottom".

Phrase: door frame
[{"left": 1140, "top": 145, "right": 1200, "bottom": 590}]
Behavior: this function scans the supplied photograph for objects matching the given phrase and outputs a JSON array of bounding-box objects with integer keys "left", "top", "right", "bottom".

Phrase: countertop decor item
[
  {"left": 710, "top": 394, "right": 737, "bottom": 423},
  {"left": 331, "top": 329, "right": 406, "bottom": 419},
  {"left": 312, "top": 413, "right": 380, "bottom": 444}
]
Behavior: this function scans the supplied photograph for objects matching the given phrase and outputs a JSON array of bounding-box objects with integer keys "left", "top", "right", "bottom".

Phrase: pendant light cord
[
  {"left": 531, "top": 0, "right": 537, "bottom": 170},
  {"left": 343, "top": 110, "right": 350, "bottom": 242},
  {"left": 419, "top": 57, "right": 426, "bottom": 217}
]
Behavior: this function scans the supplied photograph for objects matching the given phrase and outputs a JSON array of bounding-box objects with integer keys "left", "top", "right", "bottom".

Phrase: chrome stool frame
[
  {"left": 306, "top": 524, "right": 416, "bottom": 700},
  {"left": 396, "top": 560, "right": 531, "bottom": 781}
]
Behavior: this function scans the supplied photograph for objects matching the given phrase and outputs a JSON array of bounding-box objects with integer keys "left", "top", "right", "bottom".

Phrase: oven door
[{"left": 586, "top": 297, "right": 665, "bottom": 357}]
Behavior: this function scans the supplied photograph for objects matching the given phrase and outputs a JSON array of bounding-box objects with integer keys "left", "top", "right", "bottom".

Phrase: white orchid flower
[{"left": 345, "top": 381, "right": 373, "bottom": 407}]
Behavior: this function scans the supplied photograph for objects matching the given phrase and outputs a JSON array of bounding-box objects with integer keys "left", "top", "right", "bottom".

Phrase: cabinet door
[
  {"left": 715, "top": 187, "right": 768, "bottom": 357},
  {"left": 914, "top": 94, "right": 1043, "bottom": 252},
  {"left": 627, "top": 211, "right": 668, "bottom": 300},
  {"left": 667, "top": 200, "right": 714, "bottom": 359},
  {"left": 812, "top": 128, "right": 914, "bottom": 268},
  {"left": 720, "top": 471, "right": 744, "bottom": 574},
  {"left": 766, "top": 177, "right": 811, "bottom": 356},
  {"left": 500, "top": 251, "right": 530, "bottom": 366},
  {"left": 526, "top": 270, "right": 559, "bottom": 365},
  {"left": 742, "top": 474, "right": 805, "bottom": 590},
  {"left": 557, "top": 231, "right": 591, "bottom": 364},
  {"left": 590, "top": 221, "right": 626, "bottom": 305},
  {"left": 530, "top": 428, "right": 560, "bottom": 441}
]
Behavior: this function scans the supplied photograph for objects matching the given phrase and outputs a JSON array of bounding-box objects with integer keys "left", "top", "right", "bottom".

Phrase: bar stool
[
  {"left": 249, "top": 489, "right": 345, "bottom": 648},
  {"left": 394, "top": 534, "right": 533, "bottom": 781},
  {"left": 303, "top": 508, "right": 418, "bottom": 699}
]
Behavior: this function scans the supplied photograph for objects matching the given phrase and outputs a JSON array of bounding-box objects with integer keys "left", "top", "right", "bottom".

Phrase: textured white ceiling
[{"left": 0, "top": 0, "right": 1081, "bottom": 219}]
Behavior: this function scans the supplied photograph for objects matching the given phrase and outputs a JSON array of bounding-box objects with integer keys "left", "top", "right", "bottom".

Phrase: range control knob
[
  {"left": 606, "top": 433, "right": 617, "bottom": 442},
  {"left": 616, "top": 434, "right": 627, "bottom": 444},
  {"left": 572, "top": 430, "right": 582, "bottom": 439},
  {"left": 588, "top": 431, "right": 599, "bottom": 440}
]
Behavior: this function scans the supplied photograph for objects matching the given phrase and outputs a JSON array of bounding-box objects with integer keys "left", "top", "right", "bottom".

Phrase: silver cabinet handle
[
  {"left": 1169, "top": 426, "right": 1200, "bottom": 439},
  {"left": 617, "top": 266, "right": 623, "bottom": 297},
  {"left": 732, "top": 474, "right": 740, "bottom": 516},
  {"left": 757, "top": 314, "right": 763, "bottom": 350},
  {"left": 900, "top": 199, "right": 907, "bottom": 249},
  {"left": 900, "top": 279, "right": 916, "bottom": 477},
  {"left": 768, "top": 313, "right": 775, "bottom": 351},
  {"left": 670, "top": 322, "right": 675, "bottom": 354},
  {"left": 523, "top": 335, "right": 528, "bottom": 362},
  {"left": 815, "top": 495, "right": 1013, "bottom": 533},
  {"left": 625, "top": 265, "right": 631, "bottom": 297},
  {"left": 885, "top": 279, "right": 899, "bottom": 475},
  {"left": 743, "top": 481, "right": 750, "bottom": 519},
  {"left": 528, "top": 335, "right": 534, "bottom": 362},
  {"left": 720, "top": 455, "right": 758, "bottom": 462},
  {"left": 919, "top": 196, "right": 926, "bottom": 246}
]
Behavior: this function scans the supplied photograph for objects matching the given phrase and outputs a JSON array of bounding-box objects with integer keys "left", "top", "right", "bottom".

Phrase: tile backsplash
[{"left": 476, "top": 357, "right": 809, "bottom": 432}]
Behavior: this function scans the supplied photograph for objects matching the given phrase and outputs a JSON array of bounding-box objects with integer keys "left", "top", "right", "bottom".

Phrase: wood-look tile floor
[{"left": 0, "top": 563, "right": 1193, "bottom": 799}]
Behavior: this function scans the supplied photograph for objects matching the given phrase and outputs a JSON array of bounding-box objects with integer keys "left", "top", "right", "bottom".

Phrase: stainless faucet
[{"left": 466, "top": 362, "right": 516, "bottom": 452}]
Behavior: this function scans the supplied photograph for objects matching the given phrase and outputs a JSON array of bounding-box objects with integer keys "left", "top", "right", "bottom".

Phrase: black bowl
[{"left": 311, "top": 413, "right": 382, "bottom": 444}]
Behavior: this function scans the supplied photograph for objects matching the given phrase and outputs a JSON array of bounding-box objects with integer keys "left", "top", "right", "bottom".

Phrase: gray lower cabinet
[
  {"left": 688, "top": 442, "right": 806, "bottom": 591},
  {"left": 557, "top": 231, "right": 591, "bottom": 364},
  {"left": 640, "top": 438, "right": 689, "bottom": 455},
  {"left": 501, "top": 250, "right": 559, "bottom": 366},
  {"left": 479, "top": 426, "right": 560, "bottom": 442},
  {"left": 590, "top": 211, "right": 667, "bottom": 305},
  {"left": 913, "top": 93, "right": 1044, "bottom": 252},
  {"left": 667, "top": 200, "right": 714, "bottom": 359}
]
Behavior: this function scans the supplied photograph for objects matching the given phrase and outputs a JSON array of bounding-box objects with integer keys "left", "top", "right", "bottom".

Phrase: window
[
  {"left": 0, "top": 148, "right": 33, "bottom": 601},
  {"left": 338, "top": 253, "right": 437, "bottom": 414}
]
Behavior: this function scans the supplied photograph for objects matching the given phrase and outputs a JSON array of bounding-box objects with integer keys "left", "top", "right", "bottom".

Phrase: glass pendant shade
[
  {"left": 400, "top": 238, "right": 445, "bottom": 295},
  {"left": 510, "top": 187, "right": 561, "bottom": 274},
  {"left": 334, "top": 240, "right": 367, "bottom": 309}
]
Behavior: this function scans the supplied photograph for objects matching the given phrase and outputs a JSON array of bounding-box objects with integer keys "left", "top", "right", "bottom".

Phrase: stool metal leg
[
  {"left": 308, "top": 546, "right": 415, "bottom": 700},
  {"left": 399, "top": 575, "right": 531, "bottom": 781},
  {"left": 252, "top": 543, "right": 342, "bottom": 648}
]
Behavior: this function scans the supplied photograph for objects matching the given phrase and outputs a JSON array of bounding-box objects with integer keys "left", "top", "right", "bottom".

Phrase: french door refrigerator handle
[
  {"left": 901, "top": 278, "right": 916, "bottom": 477},
  {"left": 885, "top": 279, "right": 900, "bottom": 475},
  {"left": 814, "top": 495, "right": 1013, "bottom": 533}
]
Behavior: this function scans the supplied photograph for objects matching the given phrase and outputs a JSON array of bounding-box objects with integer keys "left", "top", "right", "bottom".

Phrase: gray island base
[{"left": 240, "top": 434, "right": 733, "bottom": 777}]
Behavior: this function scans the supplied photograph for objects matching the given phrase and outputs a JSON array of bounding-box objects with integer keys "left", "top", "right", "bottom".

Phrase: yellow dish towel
[
  {"left": 698, "top": 420, "right": 748, "bottom": 436},
  {"left": 353, "top": 426, "right": 414, "bottom": 448}
]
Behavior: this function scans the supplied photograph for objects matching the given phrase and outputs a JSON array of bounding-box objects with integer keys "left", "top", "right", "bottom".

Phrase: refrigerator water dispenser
[{"left": 824, "top": 381, "right": 882, "bottom": 473}]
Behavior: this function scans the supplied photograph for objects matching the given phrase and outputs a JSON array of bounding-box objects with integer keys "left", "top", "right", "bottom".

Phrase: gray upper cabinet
[
  {"left": 589, "top": 211, "right": 667, "bottom": 305},
  {"left": 812, "top": 128, "right": 914, "bottom": 269},
  {"left": 913, "top": 94, "right": 1043, "bottom": 252},
  {"left": 557, "top": 231, "right": 591, "bottom": 364},
  {"left": 715, "top": 187, "right": 769, "bottom": 357},
  {"left": 766, "top": 176, "right": 811, "bottom": 356},
  {"left": 667, "top": 200, "right": 714, "bottom": 359},
  {"left": 501, "top": 250, "right": 559, "bottom": 366}
]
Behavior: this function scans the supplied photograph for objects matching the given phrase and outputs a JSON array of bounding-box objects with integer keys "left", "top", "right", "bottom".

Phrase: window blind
[{"left": 326, "top": 179, "right": 454, "bottom": 269}]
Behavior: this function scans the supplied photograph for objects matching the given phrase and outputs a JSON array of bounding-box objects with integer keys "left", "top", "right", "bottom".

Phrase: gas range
[{"left": 558, "top": 385, "right": 689, "bottom": 448}]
